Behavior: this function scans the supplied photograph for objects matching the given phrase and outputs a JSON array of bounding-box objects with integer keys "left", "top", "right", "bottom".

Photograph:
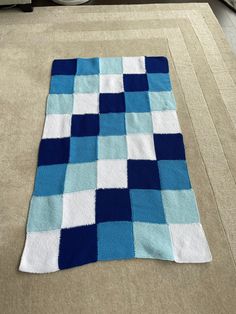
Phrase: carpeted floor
[{"left": 0, "top": 3, "right": 236, "bottom": 313}]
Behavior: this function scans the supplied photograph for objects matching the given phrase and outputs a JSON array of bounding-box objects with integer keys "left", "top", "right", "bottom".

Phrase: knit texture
[{"left": 19, "top": 56, "right": 212, "bottom": 273}]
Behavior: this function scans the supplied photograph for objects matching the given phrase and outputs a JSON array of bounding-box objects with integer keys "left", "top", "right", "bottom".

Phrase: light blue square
[
  {"left": 147, "top": 73, "right": 171, "bottom": 92},
  {"left": 125, "top": 112, "right": 153, "bottom": 134},
  {"left": 49, "top": 75, "right": 74, "bottom": 94},
  {"left": 125, "top": 92, "right": 150, "bottom": 113},
  {"left": 46, "top": 94, "right": 73, "bottom": 114},
  {"left": 100, "top": 113, "right": 126, "bottom": 136},
  {"left": 149, "top": 91, "right": 176, "bottom": 111},
  {"left": 133, "top": 222, "right": 173, "bottom": 260},
  {"left": 70, "top": 136, "right": 97, "bottom": 163},
  {"left": 130, "top": 189, "right": 166, "bottom": 223},
  {"left": 76, "top": 58, "right": 100, "bottom": 75},
  {"left": 98, "top": 222, "right": 135, "bottom": 261},
  {"left": 158, "top": 160, "right": 191, "bottom": 190},
  {"left": 99, "top": 57, "right": 123, "bottom": 74},
  {"left": 98, "top": 135, "right": 127, "bottom": 159},
  {"left": 27, "top": 195, "right": 62, "bottom": 232},
  {"left": 161, "top": 189, "right": 200, "bottom": 223},
  {"left": 64, "top": 162, "right": 97, "bottom": 193},
  {"left": 33, "top": 164, "right": 67, "bottom": 196},
  {"left": 74, "top": 75, "right": 99, "bottom": 93}
]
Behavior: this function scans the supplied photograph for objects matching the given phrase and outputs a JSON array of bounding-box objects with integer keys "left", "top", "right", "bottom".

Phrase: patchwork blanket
[{"left": 19, "top": 56, "right": 212, "bottom": 273}]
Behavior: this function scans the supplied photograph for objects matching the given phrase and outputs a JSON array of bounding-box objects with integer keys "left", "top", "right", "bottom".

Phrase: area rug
[
  {"left": 19, "top": 56, "right": 212, "bottom": 273},
  {"left": 1, "top": 3, "right": 236, "bottom": 314}
]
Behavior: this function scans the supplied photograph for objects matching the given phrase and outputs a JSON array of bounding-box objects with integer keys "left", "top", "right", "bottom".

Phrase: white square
[
  {"left": 169, "top": 223, "right": 212, "bottom": 263},
  {"left": 97, "top": 160, "right": 127, "bottom": 189},
  {"left": 122, "top": 56, "right": 146, "bottom": 74},
  {"left": 73, "top": 93, "right": 99, "bottom": 114},
  {"left": 62, "top": 190, "right": 95, "bottom": 228},
  {"left": 127, "top": 134, "right": 156, "bottom": 160},
  {"left": 19, "top": 230, "right": 60, "bottom": 273},
  {"left": 42, "top": 114, "right": 71, "bottom": 139},
  {"left": 100, "top": 74, "right": 124, "bottom": 93},
  {"left": 152, "top": 110, "right": 181, "bottom": 134}
]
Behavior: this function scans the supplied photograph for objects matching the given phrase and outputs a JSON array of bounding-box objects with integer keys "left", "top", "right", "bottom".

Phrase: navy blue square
[
  {"left": 154, "top": 134, "right": 186, "bottom": 160},
  {"left": 99, "top": 93, "right": 125, "bottom": 113},
  {"left": 96, "top": 189, "right": 132, "bottom": 223},
  {"left": 128, "top": 160, "right": 160, "bottom": 189},
  {"left": 145, "top": 57, "right": 169, "bottom": 73},
  {"left": 59, "top": 225, "right": 97, "bottom": 270},
  {"left": 51, "top": 59, "right": 77, "bottom": 75},
  {"left": 38, "top": 138, "right": 70, "bottom": 166},
  {"left": 71, "top": 114, "right": 99, "bottom": 137},
  {"left": 123, "top": 74, "right": 148, "bottom": 92}
]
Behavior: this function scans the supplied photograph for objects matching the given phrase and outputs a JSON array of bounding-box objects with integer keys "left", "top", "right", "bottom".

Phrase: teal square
[
  {"left": 98, "top": 135, "right": 127, "bottom": 159},
  {"left": 147, "top": 73, "right": 171, "bottom": 92},
  {"left": 125, "top": 92, "right": 150, "bottom": 113},
  {"left": 74, "top": 75, "right": 99, "bottom": 93},
  {"left": 98, "top": 222, "right": 135, "bottom": 261},
  {"left": 149, "top": 91, "right": 176, "bottom": 111},
  {"left": 130, "top": 189, "right": 166, "bottom": 223},
  {"left": 99, "top": 57, "right": 123, "bottom": 74},
  {"left": 125, "top": 112, "right": 153, "bottom": 134},
  {"left": 76, "top": 58, "right": 99, "bottom": 75},
  {"left": 158, "top": 160, "right": 191, "bottom": 190},
  {"left": 27, "top": 195, "right": 62, "bottom": 232},
  {"left": 133, "top": 222, "right": 173, "bottom": 260},
  {"left": 33, "top": 164, "right": 67, "bottom": 196},
  {"left": 100, "top": 113, "right": 126, "bottom": 136},
  {"left": 64, "top": 162, "right": 97, "bottom": 193},
  {"left": 46, "top": 94, "right": 73, "bottom": 114},
  {"left": 50, "top": 75, "right": 74, "bottom": 94},
  {"left": 161, "top": 189, "right": 200, "bottom": 223},
  {"left": 70, "top": 136, "right": 97, "bottom": 163}
]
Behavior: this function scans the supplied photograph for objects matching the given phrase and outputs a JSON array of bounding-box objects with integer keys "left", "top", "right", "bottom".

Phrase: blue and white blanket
[{"left": 19, "top": 56, "right": 212, "bottom": 273}]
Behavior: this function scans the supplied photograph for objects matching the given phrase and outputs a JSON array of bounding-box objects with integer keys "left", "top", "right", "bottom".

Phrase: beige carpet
[{"left": 0, "top": 3, "right": 236, "bottom": 313}]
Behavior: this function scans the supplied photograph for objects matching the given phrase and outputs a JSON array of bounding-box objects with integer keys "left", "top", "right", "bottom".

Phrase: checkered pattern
[{"left": 19, "top": 56, "right": 212, "bottom": 273}]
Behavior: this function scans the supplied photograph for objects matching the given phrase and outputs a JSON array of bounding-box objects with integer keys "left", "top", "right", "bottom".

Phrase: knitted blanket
[{"left": 19, "top": 56, "right": 212, "bottom": 273}]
